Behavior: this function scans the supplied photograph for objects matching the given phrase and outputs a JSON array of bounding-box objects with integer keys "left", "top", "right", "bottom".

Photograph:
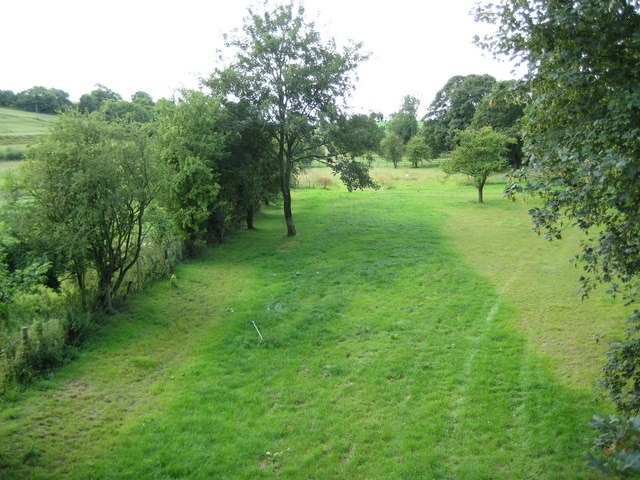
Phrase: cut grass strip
[{"left": 441, "top": 180, "right": 629, "bottom": 389}]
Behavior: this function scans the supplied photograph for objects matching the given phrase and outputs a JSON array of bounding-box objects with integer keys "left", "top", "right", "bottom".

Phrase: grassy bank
[
  {"left": 0, "top": 107, "right": 55, "bottom": 159},
  {"left": 0, "top": 168, "right": 624, "bottom": 478}
]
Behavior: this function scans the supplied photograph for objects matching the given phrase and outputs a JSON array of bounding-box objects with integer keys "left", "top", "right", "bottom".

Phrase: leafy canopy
[
  {"left": 21, "top": 110, "right": 163, "bottom": 312},
  {"left": 208, "top": 1, "right": 374, "bottom": 236},
  {"left": 424, "top": 74, "right": 497, "bottom": 156},
  {"left": 154, "top": 91, "right": 225, "bottom": 252},
  {"left": 405, "top": 135, "right": 432, "bottom": 168},
  {"left": 442, "top": 126, "right": 512, "bottom": 203}
]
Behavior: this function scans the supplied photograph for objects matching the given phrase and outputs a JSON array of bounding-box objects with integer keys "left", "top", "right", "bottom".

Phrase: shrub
[
  {"left": 0, "top": 148, "right": 24, "bottom": 161},
  {"left": 587, "top": 414, "right": 640, "bottom": 477},
  {"left": 589, "top": 311, "right": 640, "bottom": 477},
  {"left": 2, "top": 319, "right": 66, "bottom": 385}
]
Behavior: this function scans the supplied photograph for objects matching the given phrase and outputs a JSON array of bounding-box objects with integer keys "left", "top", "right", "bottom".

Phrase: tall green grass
[{"left": 0, "top": 168, "right": 622, "bottom": 479}]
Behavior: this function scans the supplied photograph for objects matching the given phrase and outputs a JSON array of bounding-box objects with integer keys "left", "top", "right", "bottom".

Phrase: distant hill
[{"left": 0, "top": 107, "right": 55, "bottom": 159}]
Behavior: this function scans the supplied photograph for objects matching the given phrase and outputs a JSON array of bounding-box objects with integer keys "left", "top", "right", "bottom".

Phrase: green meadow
[
  {"left": 0, "top": 107, "right": 55, "bottom": 159},
  {"left": 0, "top": 167, "right": 627, "bottom": 479}
]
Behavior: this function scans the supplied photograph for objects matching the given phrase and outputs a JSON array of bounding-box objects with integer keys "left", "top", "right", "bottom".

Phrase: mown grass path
[{"left": 1, "top": 171, "right": 619, "bottom": 479}]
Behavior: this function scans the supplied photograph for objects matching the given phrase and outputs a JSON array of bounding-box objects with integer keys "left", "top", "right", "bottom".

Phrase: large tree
[
  {"left": 475, "top": 0, "right": 640, "bottom": 473},
  {"left": 216, "top": 99, "right": 280, "bottom": 231},
  {"left": 470, "top": 80, "right": 525, "bottom": 168},
  {"left": 388, "top": 95, "right": 420, "bottom": 144},
  {"left": 78, "top": 85, "right": 122, "bottom": 113},
  {"left": 423, "top": 74, "right": 497, "bottom": 156},
  {"left": 209, "top": 1, "right": 375, "bottom": 236},
  {"left": 0, "top": 90, "right": 15, "bottom": 107}
]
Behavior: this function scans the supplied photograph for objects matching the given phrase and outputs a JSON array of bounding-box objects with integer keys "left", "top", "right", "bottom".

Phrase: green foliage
[
  {"left": 328, "top": 112, "right": 384, "bottom": 160},
  {"left": 0, "top": 89, "right": 15, "bottom": 107},
  {"left": 154, "top": 90, "right": 224, "bottom": 251},
  {"left": 20, "top": 110, "right": 164, "bottom": 312},
  {"left": 100, "top": 99, "right": 154, "bottom": 123},
  {"left": 476, "top": 0, "right": 640, "bottom": 473},
  {"left": 1, "top": 311, "right": 90, "bottom": 387},
  {"left": 0, "top": 148, "right": 24, "bottom": 161},
  {"left": 13, "top": 86, "right": 71, "bottom": 114},
  {"left": 424, "top": 74, "right": 497, "bottom": 156},
  {"left": 588, "top": 414, "right": 640, "bottom": 477},
  {"left": 216, "top": 99, "right": 280, "bottom": 231},
  {"left": 421, "top": 118, "right": 449, "bottom": 159},
  {"left": 471, "top": 80, "right": 526, "bottom": 168},
  {"left": 442, "top": 126, "right": 513, "bottom": 203},
  {"left": 388, "top": 95, "right": 420, "bottom": 144},
  {"left": 78, "top": 84, "right": 122, "bottom": 113},
  {"left": 325, "top": 156, "right": 378, "bottom": 192},
  {"left": 405, "top": 135, "right": 432, "bottom": 168},
  {"left": 209, "top": 1, "right": 372, "bottom": 236},
  {"left": 470, "top": 80, "right": 525, "bottom": 132},
  {"left": 380, "top": 132, "right": 404, "bottom": 168},
  {"left": 598, "top": 312, "right": 640, "bottom": 416}
]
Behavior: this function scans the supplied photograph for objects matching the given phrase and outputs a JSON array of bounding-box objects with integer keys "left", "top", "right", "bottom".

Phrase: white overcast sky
[{"left": 2, "top": 0, "right": 519, "bottom": 117}]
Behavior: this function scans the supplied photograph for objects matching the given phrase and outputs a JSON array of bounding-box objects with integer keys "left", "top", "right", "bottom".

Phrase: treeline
[
  {"left": 0, "top": 90, "right": 287, "bottom": 387},
  {"left": 0, "top": 86, "right": 71, "bottom": 114},
  {"left": 0, "top": 0, "right": 381, "bottom": 387},
  {"left": 0, "top": 84, "right": 155, "bottom": 118},
  {"left": 381, "top": 75, "right": 524, "bottom": 170}
]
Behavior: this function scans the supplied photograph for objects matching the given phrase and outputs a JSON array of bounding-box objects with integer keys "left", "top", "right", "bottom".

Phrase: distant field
[{"left": 0, "top": 107, "right": 55, "bottom": 158}]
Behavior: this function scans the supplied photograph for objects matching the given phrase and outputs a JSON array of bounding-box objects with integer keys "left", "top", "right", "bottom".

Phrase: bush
[
  {"left": 63, "top": 306, "right": 96, "bottom": 347},
  {"left": 2, "top": 319, "right": 66, "bottom": 385},
  {"left": 0, "top": 148, "right": 24, "bottom": 161},
  {"left": 587, "top": 414, "right": 640, "bottom": 477},
  {"left": 589, "top": 312, "right": 640, "bottom": 477}
]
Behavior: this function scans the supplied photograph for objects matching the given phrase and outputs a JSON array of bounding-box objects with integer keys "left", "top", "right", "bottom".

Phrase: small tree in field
[
  {"left": 442, "top": 126, "right": 513, "bottom": 203},
  {"left": 405, "top": 135, "right": 432, "bottom": 168},
  {"left": 380, "top": 132, "right": 404, "bottom": 168}
]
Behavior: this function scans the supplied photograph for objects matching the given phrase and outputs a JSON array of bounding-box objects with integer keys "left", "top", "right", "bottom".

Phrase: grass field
[
  {"left": 0, "top": 167, "right": 627, "bottom": 479},
  {"left": 0, "top": 107, "right": 55, "bottom": 158}
]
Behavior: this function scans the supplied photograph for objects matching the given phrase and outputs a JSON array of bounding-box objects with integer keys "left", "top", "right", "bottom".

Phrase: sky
[{"left": 2, "top": 0, "right": 519, "bottom": 118}]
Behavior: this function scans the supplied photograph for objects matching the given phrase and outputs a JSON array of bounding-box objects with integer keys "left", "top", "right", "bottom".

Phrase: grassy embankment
[
  {"left": 0, "top": 107, "right": 55, "bottom": 160},
  {"left": 0, "top": 166, "right": 628, "bottom": 479}
]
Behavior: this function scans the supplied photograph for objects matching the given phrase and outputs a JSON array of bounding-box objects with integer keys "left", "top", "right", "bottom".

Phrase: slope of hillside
[{"left": 0, "top": 107, "right": 55, "bottom": 157}]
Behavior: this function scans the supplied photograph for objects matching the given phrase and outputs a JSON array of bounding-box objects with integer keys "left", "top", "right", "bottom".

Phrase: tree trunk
[
  {"left": 99, "top": 275, "right": 117, "bottom": 314},
  {"left": 283, "top": 186, "right": 296, "bottom": 236},
  {"left": 477, "top": 178, "right": 486, "bottom": 204},
  {"left": 246, "top": 207, "right": 256, "bottom": 230},
  {"left": 280, "top": 144, "right": 296, "bottom": 236}
]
